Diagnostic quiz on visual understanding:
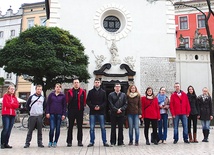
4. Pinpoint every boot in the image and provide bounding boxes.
[205,129,209,142]
[202,130,206,142]
[188,133,193,143]
[193,133,198,143]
